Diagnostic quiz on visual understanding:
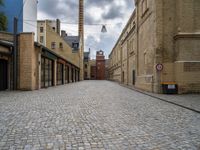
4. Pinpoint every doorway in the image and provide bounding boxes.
[132,70,135,85]
[0,59,8,91]
[122,71,124,83]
